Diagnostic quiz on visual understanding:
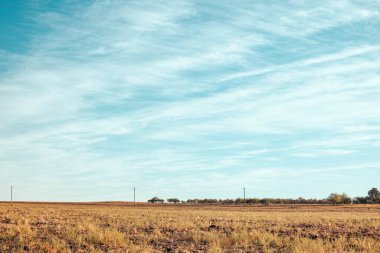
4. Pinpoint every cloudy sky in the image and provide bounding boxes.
[1,0,379,201]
